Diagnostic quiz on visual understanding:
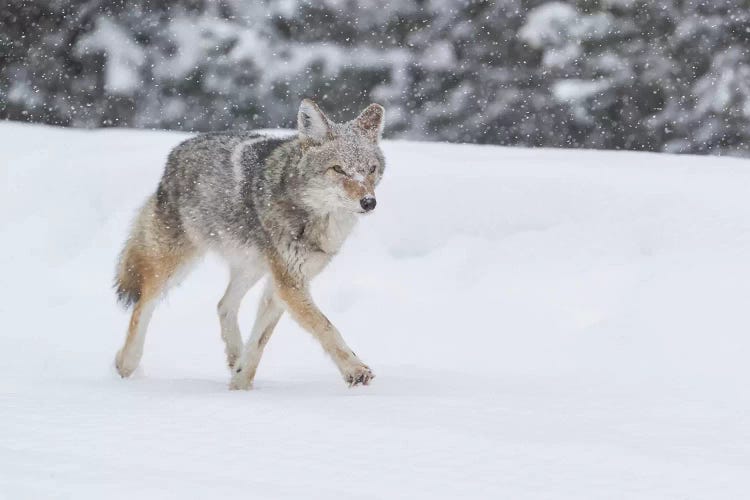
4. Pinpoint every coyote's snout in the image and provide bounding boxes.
[114,99,386,389]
